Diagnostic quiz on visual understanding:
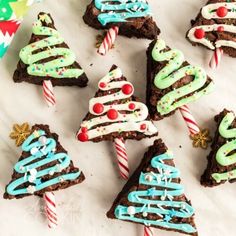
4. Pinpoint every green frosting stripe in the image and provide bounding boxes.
[212,112,236,183]
[151,39,214,115]
[19,13,84,79]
